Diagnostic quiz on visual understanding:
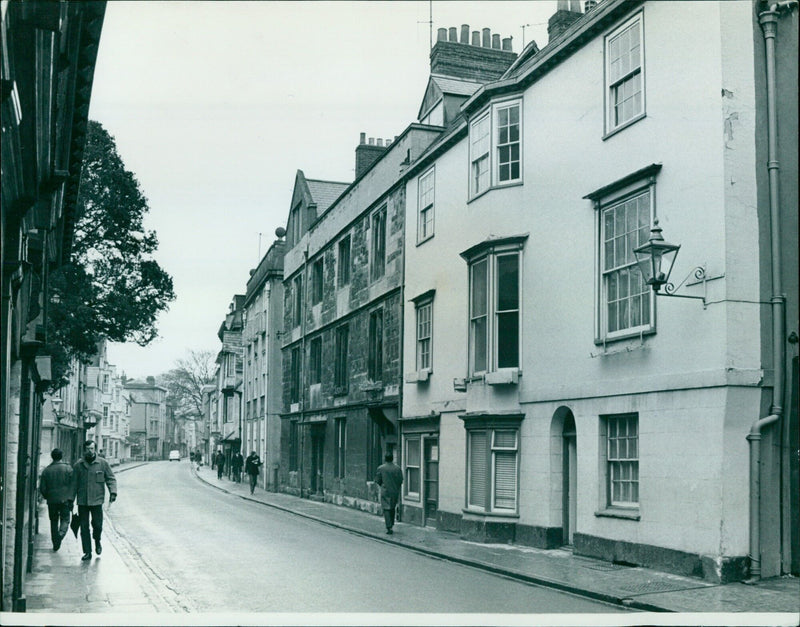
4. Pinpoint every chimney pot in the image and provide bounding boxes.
[471,30,480,46]
[460,24,469,43]
[448,27,457,42]
[570,0,581,11]
[385,138,392,146]
[437,27,447,41]
[492,34,500,49]
[502,37,512,51]
[482,28,491,47]
[377,138,383,147]
[369,137,375,145]
[359,132,366,145]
